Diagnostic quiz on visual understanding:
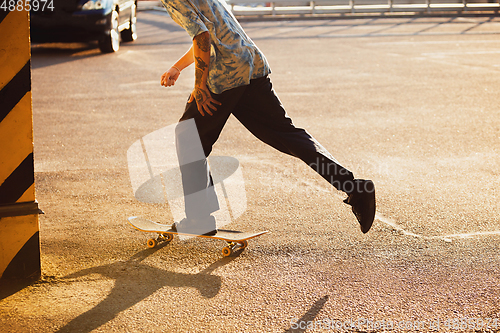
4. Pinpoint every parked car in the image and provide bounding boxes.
[30,0,138,53]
